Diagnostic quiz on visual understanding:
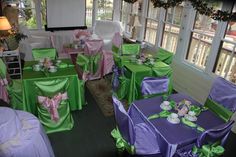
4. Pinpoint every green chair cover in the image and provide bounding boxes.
[35,78,74,134]
[204,98,233,122]
[32,48,57,61]
[121,44,140,56]
[156,48,174,65]
[0,58,23,109]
